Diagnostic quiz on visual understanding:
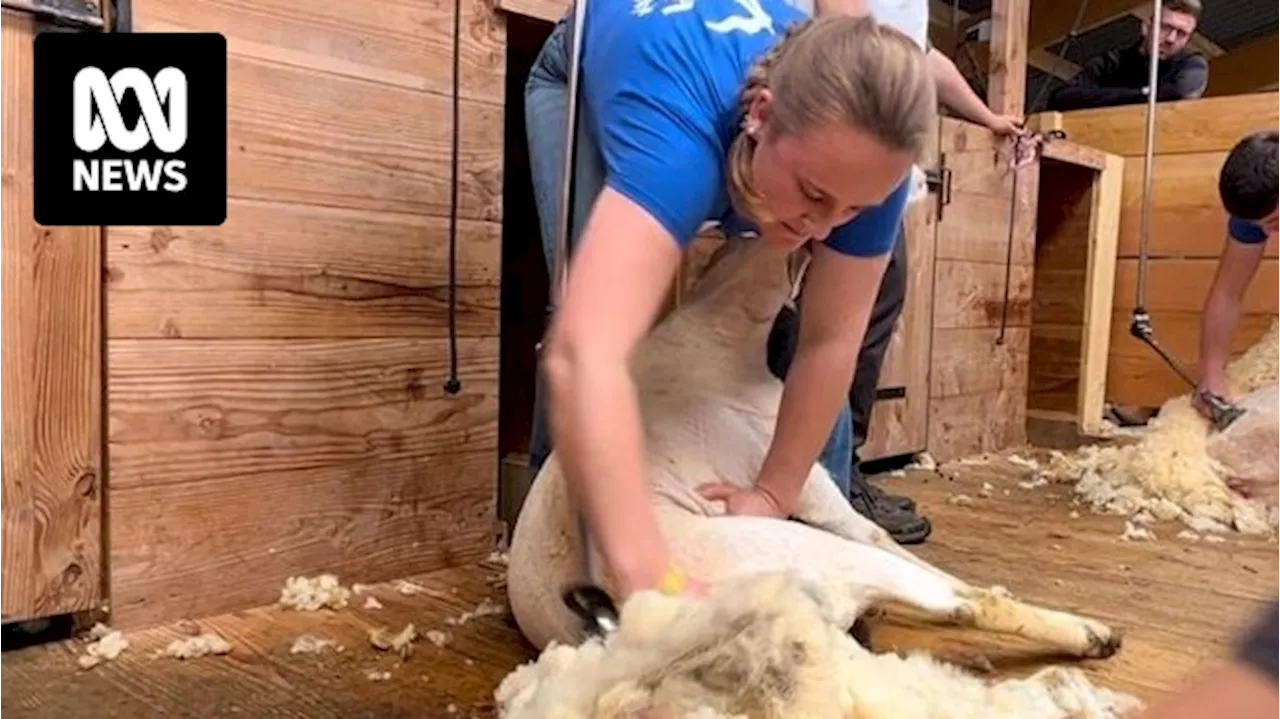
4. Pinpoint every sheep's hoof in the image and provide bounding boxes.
[1083,624,1123,659]
[850,618,873,650]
